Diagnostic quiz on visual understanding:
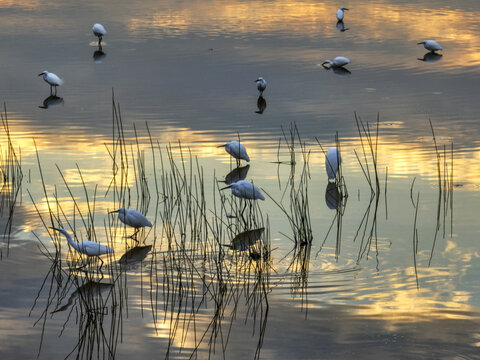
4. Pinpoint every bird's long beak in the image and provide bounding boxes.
[344,8,349,10]
[416,42,424,45]
[109,210,119,214]
[38,73,43,76]
[49,227,60,231]
[216,144,226,148]
[220,185,232,191]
